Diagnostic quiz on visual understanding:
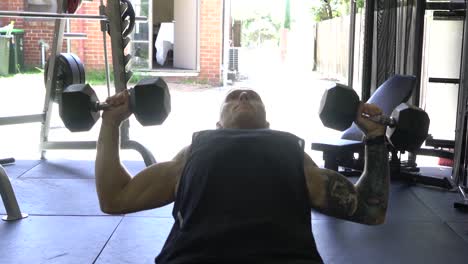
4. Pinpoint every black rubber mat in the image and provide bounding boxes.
[411,186,468,222]
[1,159,42,178]
[94,217,174,263]
[0,178,174,217]
[0,216,121,263]
[313,220,468,264]
[0,179,107,216]
[447,222,468,243]
[20,159,147,179]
